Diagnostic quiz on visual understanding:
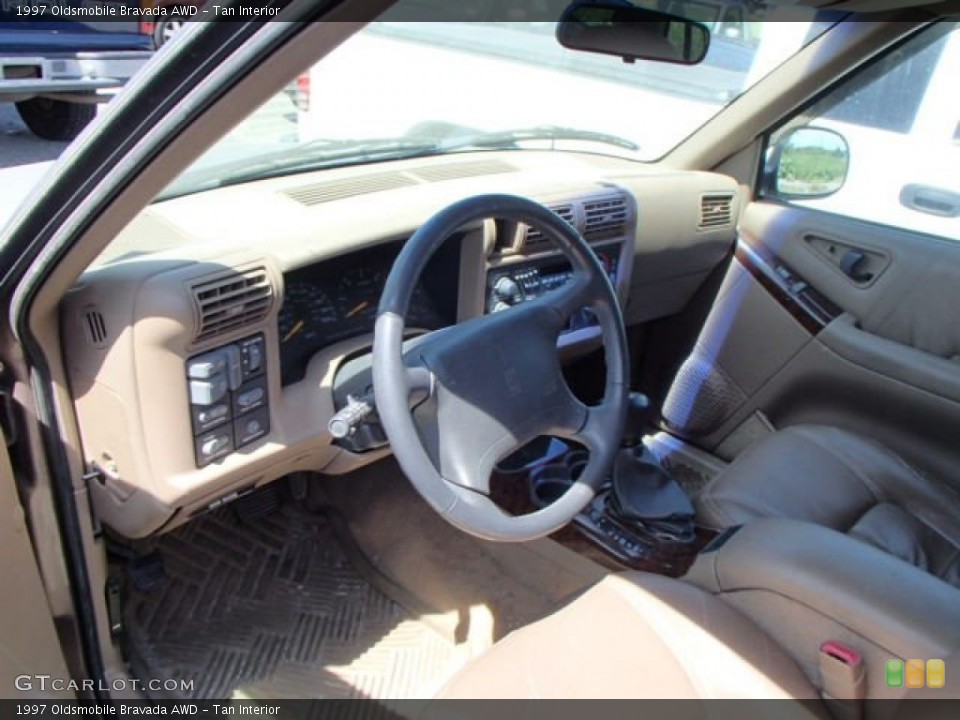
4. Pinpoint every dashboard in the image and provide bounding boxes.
[58,150,740,539]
